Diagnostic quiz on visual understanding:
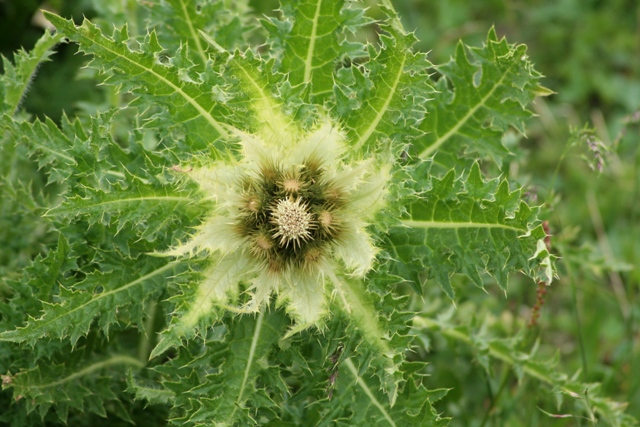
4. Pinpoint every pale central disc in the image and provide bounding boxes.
[271,198,314,247]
